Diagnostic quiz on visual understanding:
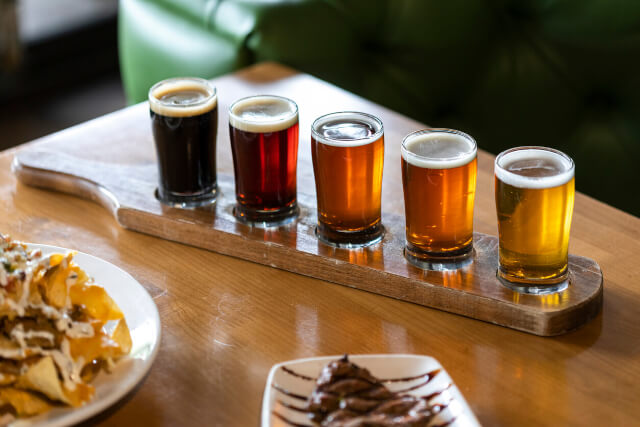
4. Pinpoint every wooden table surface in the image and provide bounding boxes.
[1,62,638,426]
